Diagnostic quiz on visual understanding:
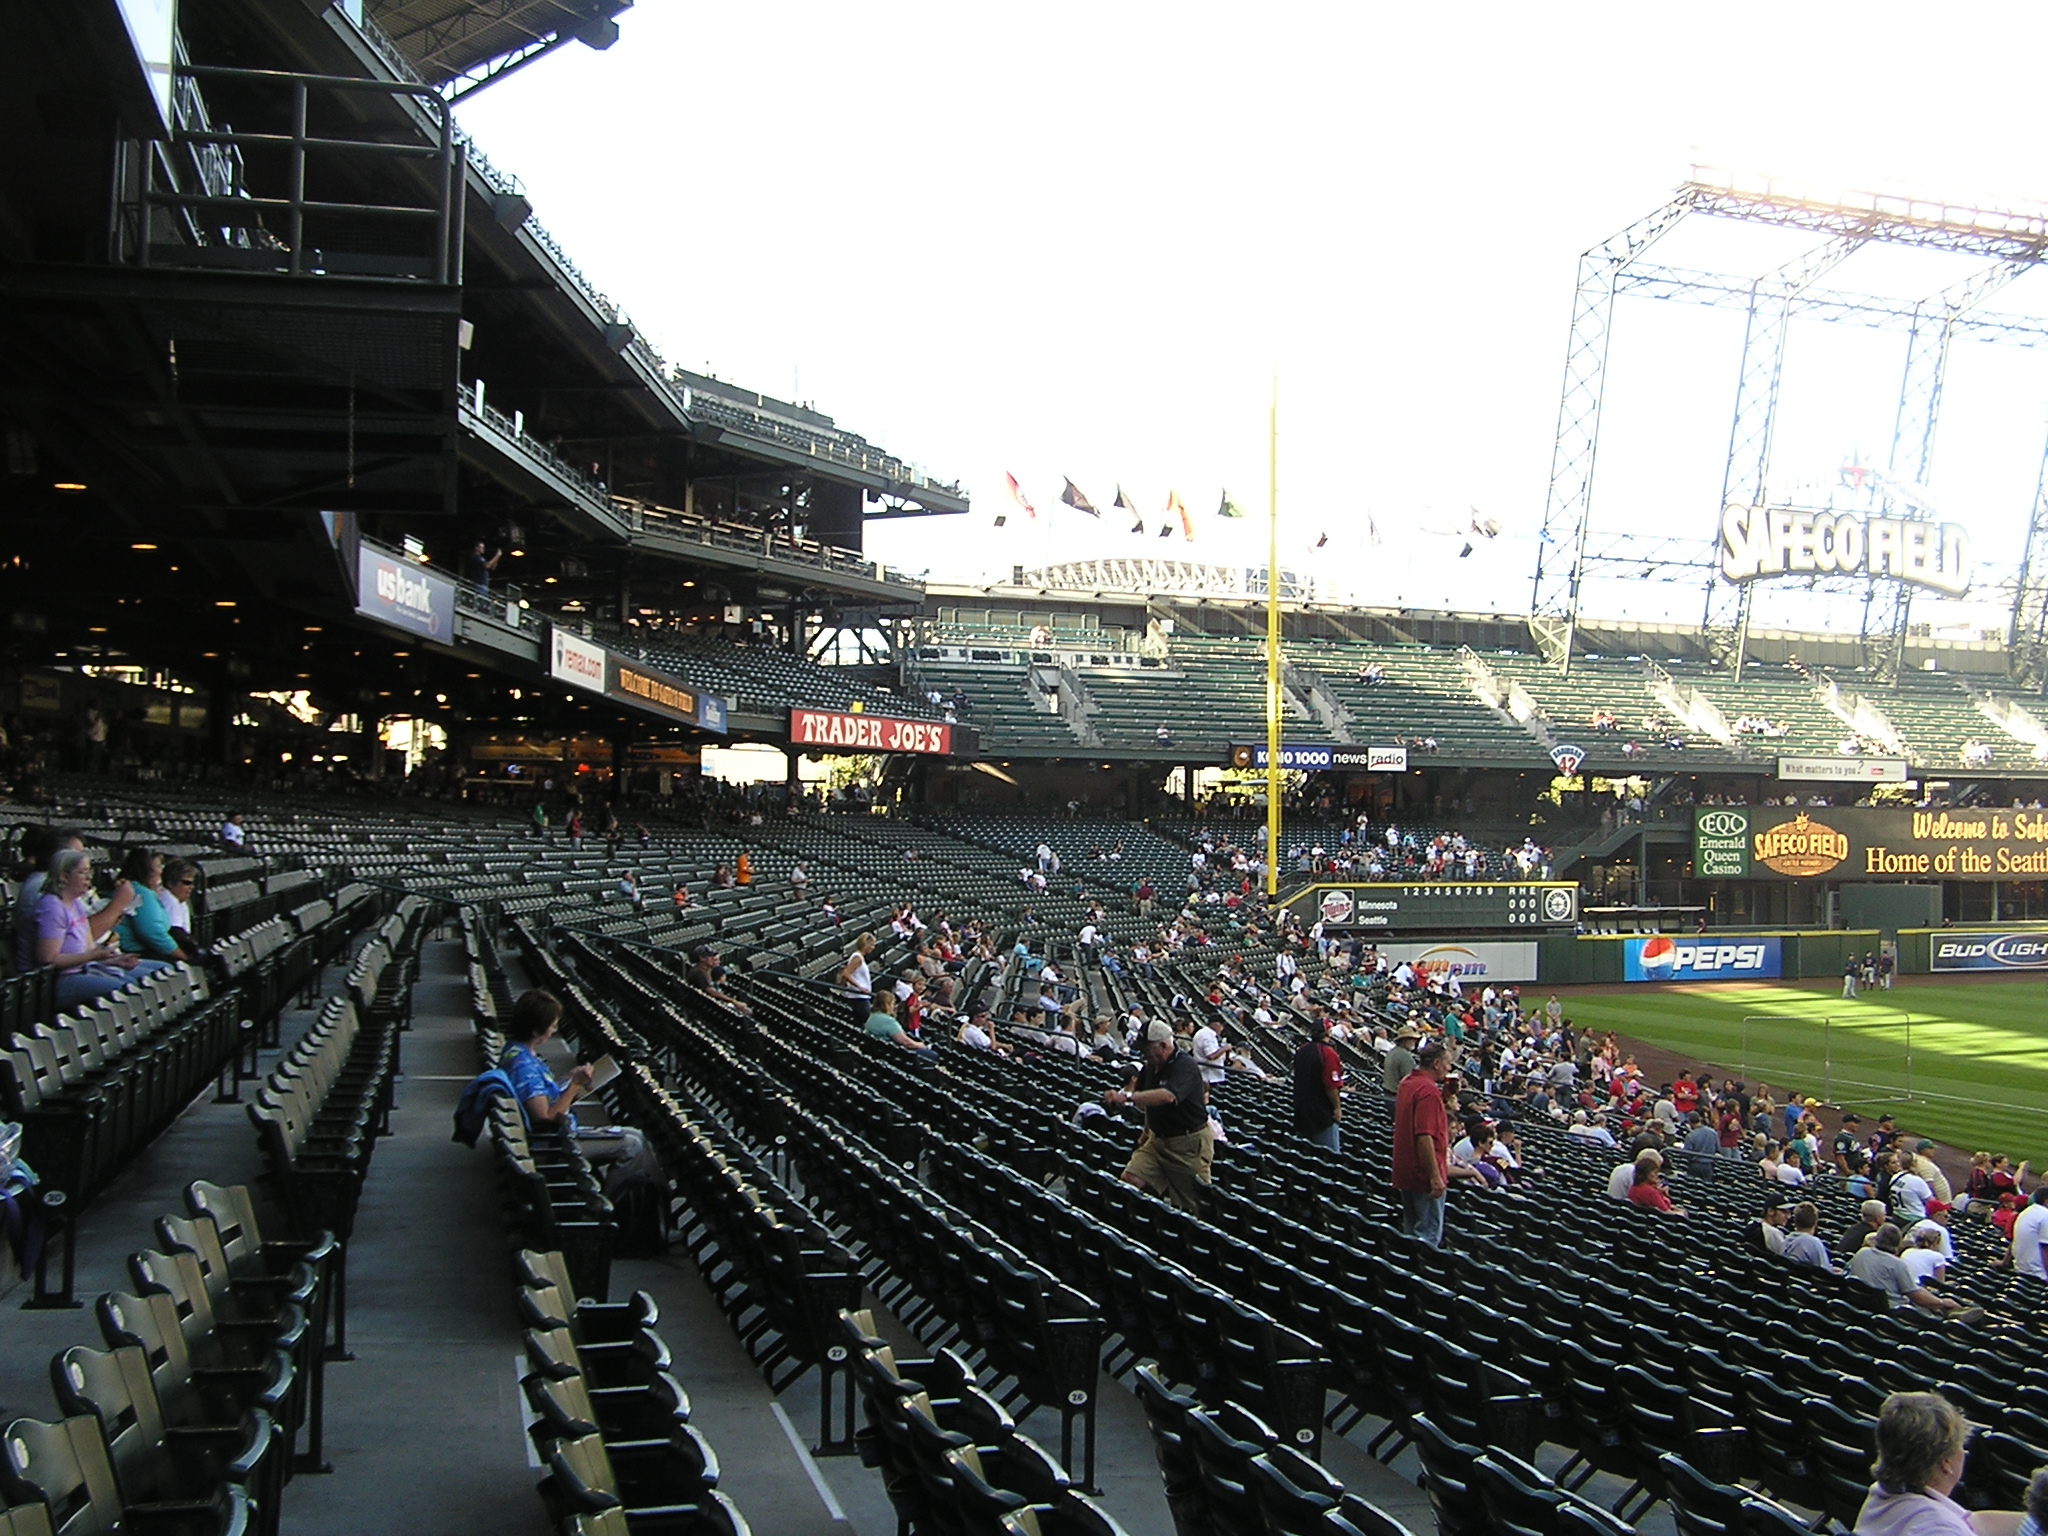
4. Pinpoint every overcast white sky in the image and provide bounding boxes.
[456,4,2048,630]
